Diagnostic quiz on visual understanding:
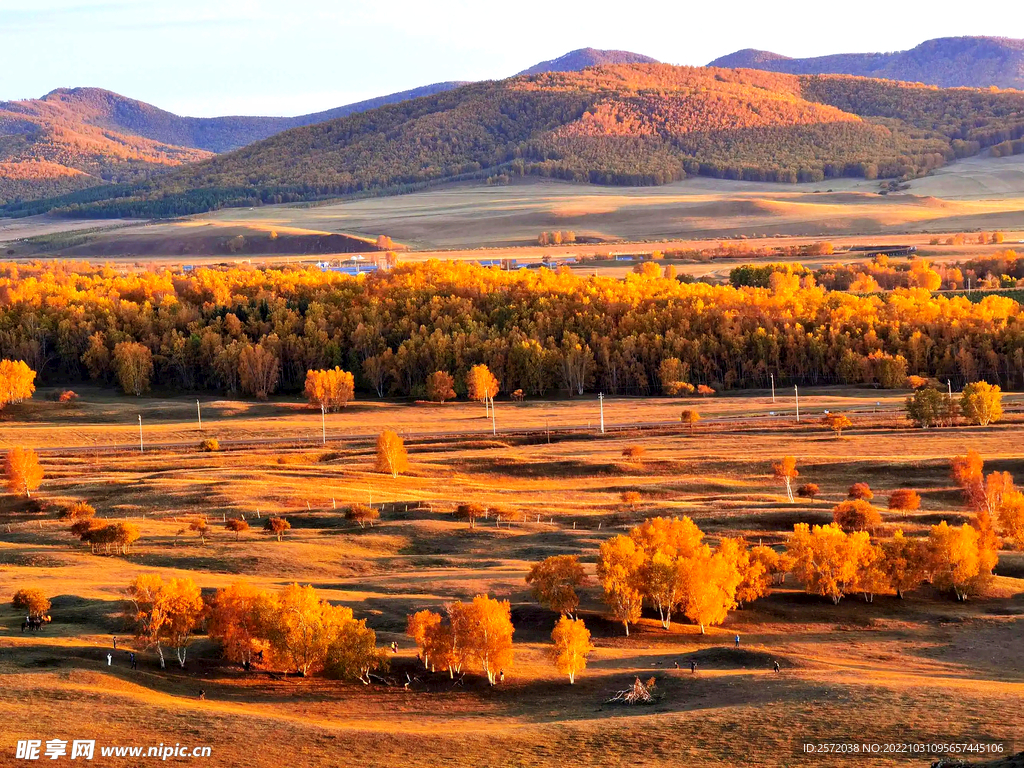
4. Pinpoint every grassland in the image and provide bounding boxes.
[4,154,1023,266]
[2,389,1024,767]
